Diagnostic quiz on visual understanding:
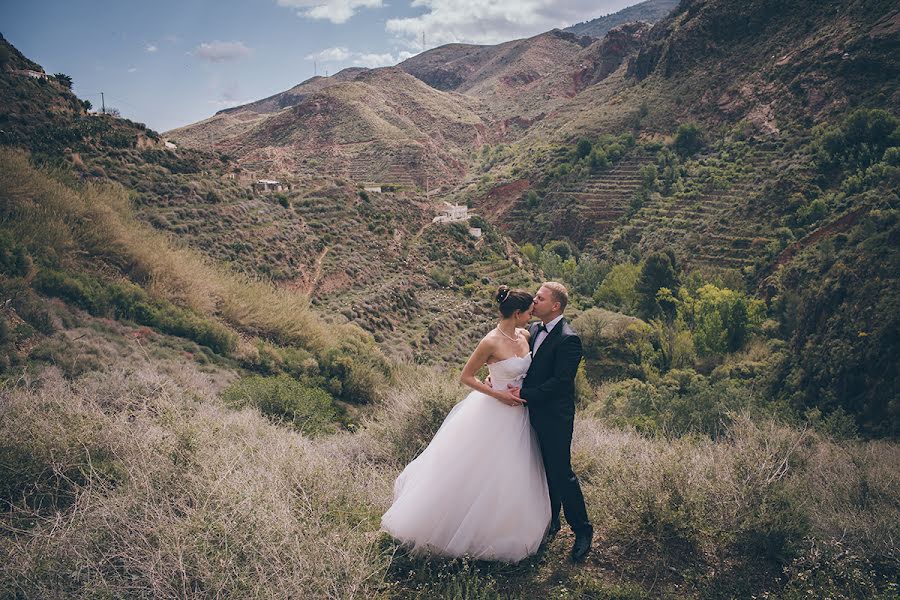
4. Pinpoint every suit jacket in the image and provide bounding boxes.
[522,317,583,425]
